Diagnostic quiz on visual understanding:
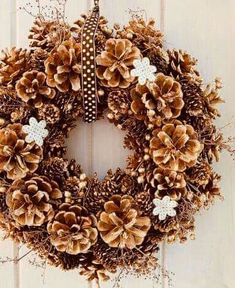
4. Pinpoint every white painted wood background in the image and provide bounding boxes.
[0,0,235,287]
